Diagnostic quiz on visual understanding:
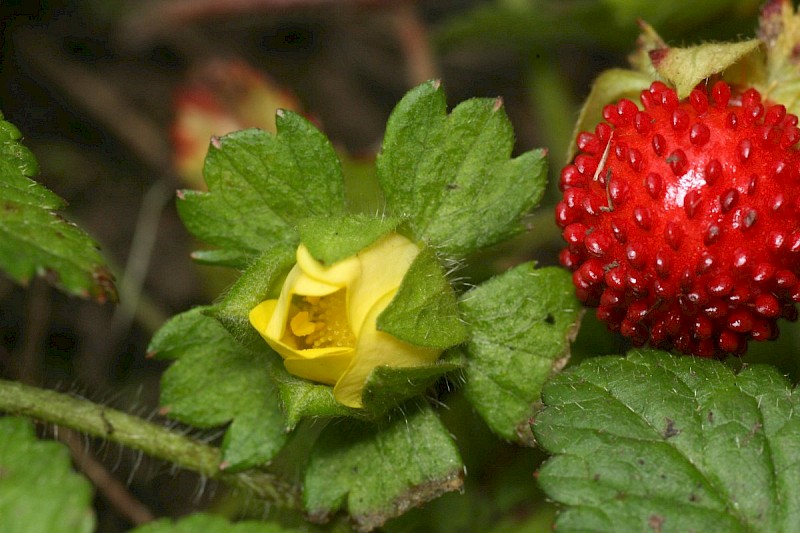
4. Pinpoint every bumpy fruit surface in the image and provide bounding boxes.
[557,80,800,356]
